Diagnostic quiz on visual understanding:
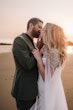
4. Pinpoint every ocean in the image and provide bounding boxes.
[0,45,73,54]
[0,45,12,53]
